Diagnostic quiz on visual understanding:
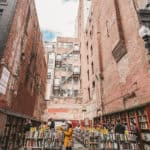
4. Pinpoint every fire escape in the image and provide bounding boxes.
[53,44,81,98]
